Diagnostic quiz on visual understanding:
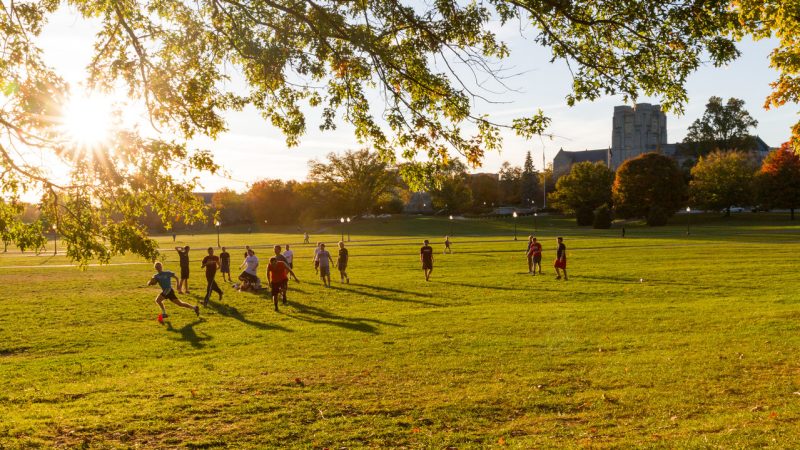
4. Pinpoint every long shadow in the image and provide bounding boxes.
[438,281,526,292]
[336,285,443,307]
[165,320,211,349]
[206,300,292,332]
[285,301,403,334]
[348,282,431,298]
